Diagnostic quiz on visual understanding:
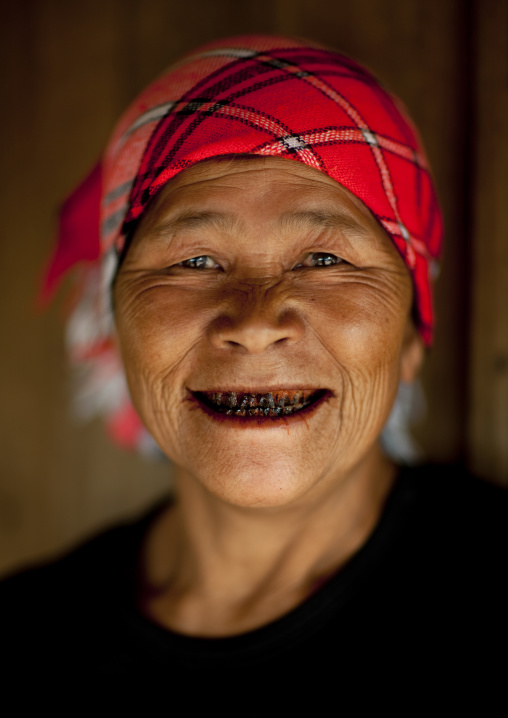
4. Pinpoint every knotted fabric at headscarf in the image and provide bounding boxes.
[42,35,443,450]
